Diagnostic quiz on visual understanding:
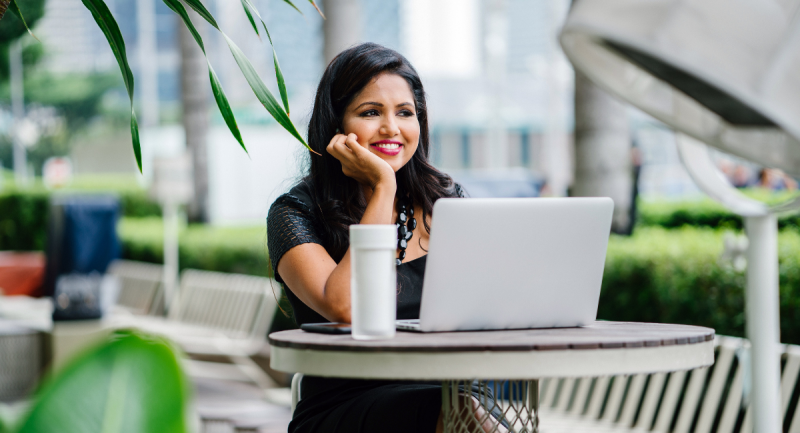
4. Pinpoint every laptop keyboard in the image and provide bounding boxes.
[395,319,420,331]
